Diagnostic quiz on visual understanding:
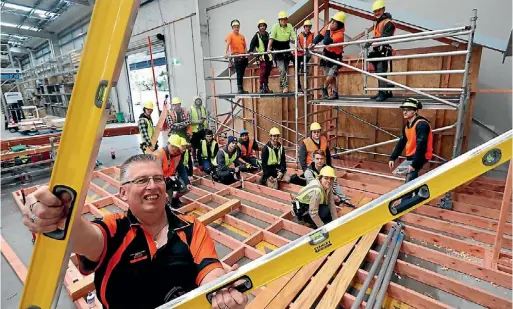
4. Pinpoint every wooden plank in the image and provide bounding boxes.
[197,199,241,225]
[0,235,27,281]
[149,107,168,151]
[264,257,328,309]
[376,233,512,289]
[289,239,359,309]
[245,269,300,309]
[68,274,95,301]
[316,227,381,309]
[492,162,513,266]
[367,249,512,309]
